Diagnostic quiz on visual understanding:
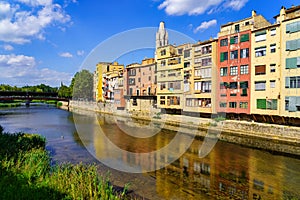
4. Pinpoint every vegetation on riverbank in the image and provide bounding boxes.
[0,102,22,107]
[0,125,129,200]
